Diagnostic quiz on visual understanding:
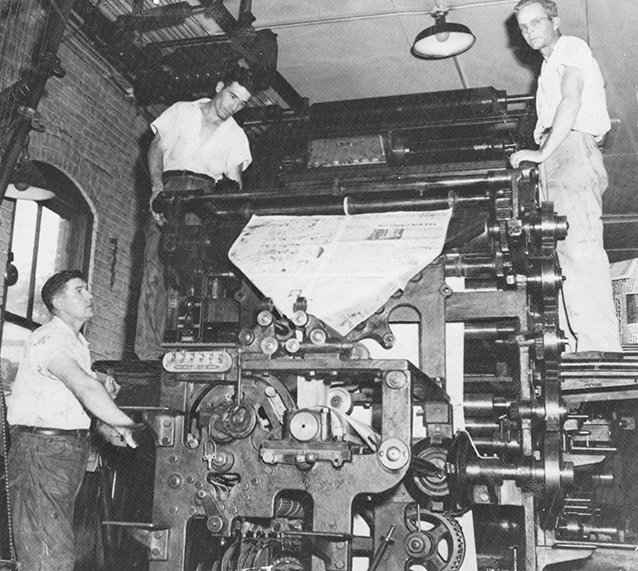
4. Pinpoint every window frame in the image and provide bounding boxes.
[3,162,93,331]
